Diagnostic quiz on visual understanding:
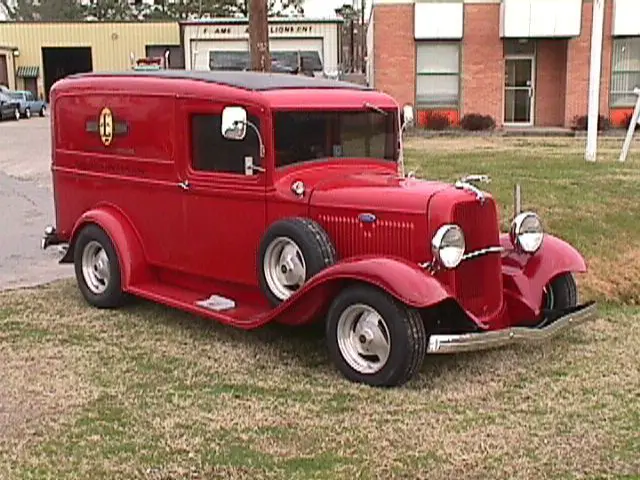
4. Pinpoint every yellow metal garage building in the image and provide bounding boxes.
[0,21,181,100]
